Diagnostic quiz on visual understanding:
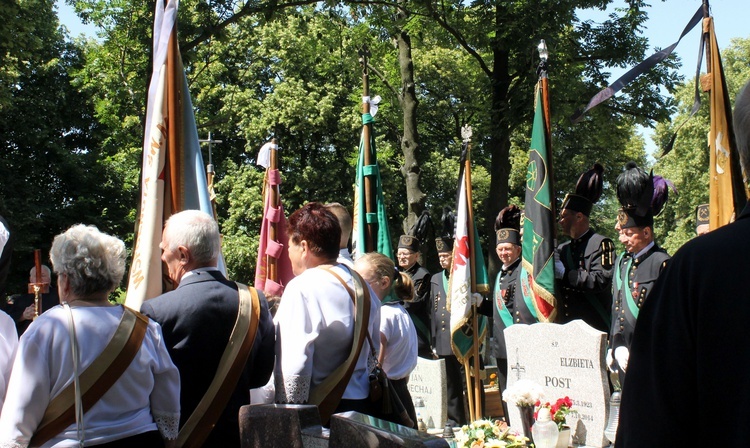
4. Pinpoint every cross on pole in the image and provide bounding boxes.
[199,132,223,175]
[199,132,223,219]
[510,348,526,380]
